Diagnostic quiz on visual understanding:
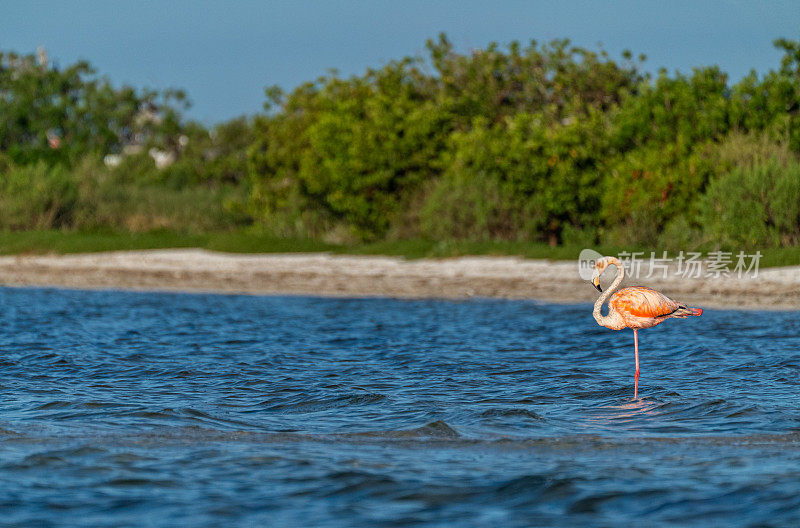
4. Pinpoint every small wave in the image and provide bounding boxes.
[568,489,666,514]
[263,393,386,413]
[3,448,106,470]
[34,400,73,410]
[33,400,121,411]
[101,478,178,488]
[351,420,460,440]
[317,470,398,498]
[479,408,545,420]
[493,474,578,502]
